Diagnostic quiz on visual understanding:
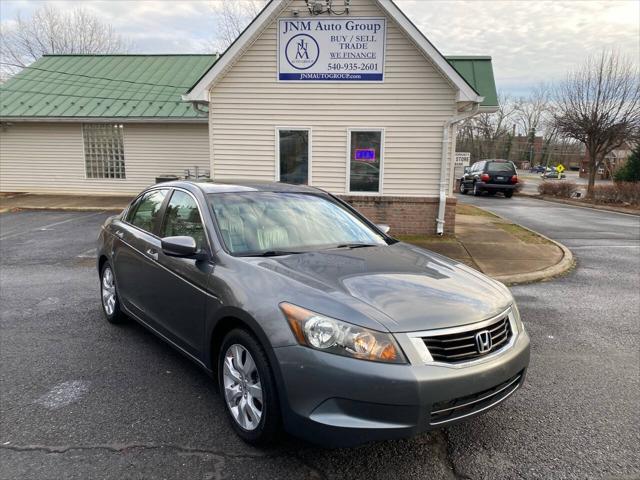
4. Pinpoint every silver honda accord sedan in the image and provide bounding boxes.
[97,180,530,447]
